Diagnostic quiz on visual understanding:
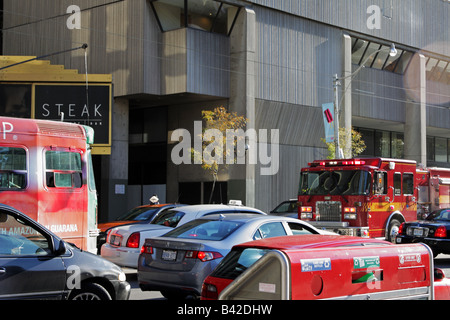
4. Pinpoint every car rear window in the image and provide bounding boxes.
[151,209,185,227]
[163,219,243,241]
[210,248,270,280]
